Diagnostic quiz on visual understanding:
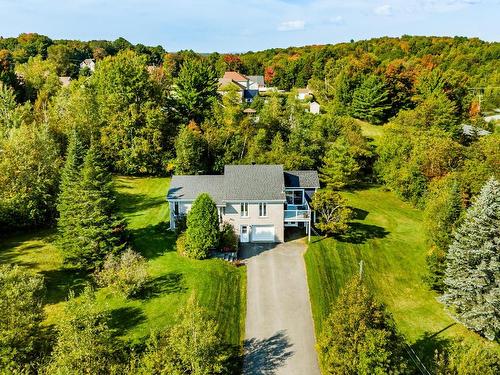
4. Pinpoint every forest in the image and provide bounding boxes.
[0,32,499,374]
